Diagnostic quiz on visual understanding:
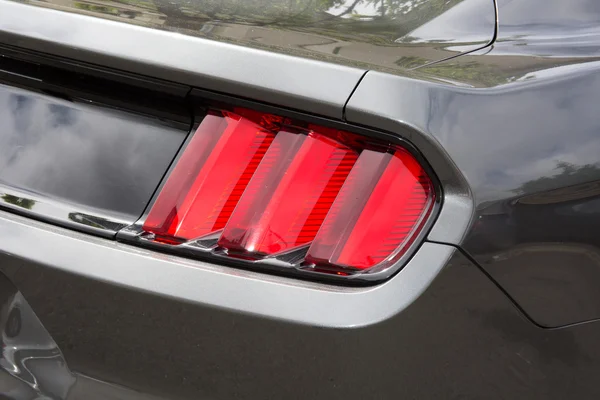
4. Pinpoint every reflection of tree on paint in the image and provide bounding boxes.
[414,60,514,86]
[1,194,35,210]
[65,0,464,43]
[149,0,463,29]
[515,162,600,195]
